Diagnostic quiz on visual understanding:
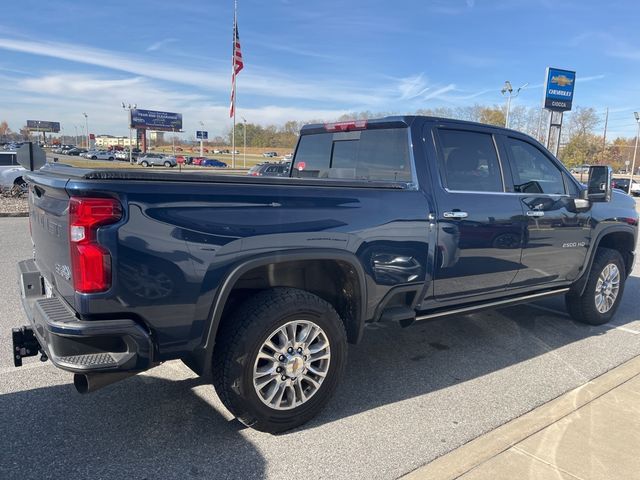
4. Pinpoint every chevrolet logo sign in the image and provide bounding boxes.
[550,75,573,87]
